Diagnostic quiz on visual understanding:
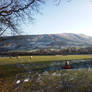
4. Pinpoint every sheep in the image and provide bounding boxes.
[16,56,21,59]
[30,56,32,59]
